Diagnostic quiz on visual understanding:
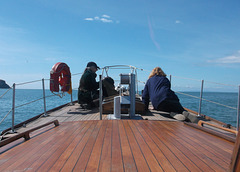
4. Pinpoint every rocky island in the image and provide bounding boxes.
[0,79,10,88]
